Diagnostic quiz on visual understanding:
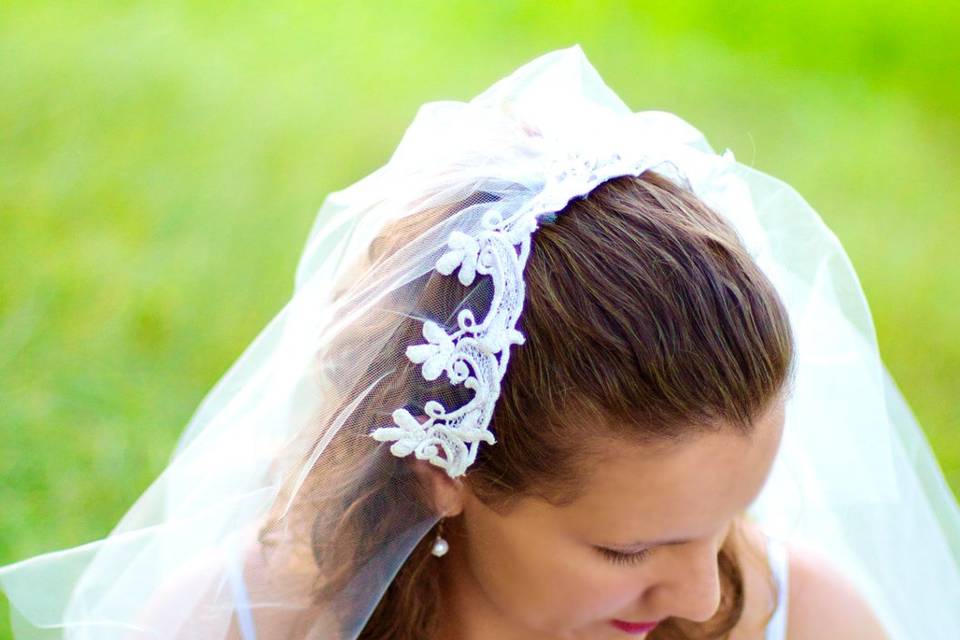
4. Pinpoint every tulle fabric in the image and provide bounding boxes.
[2,44,958,639]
